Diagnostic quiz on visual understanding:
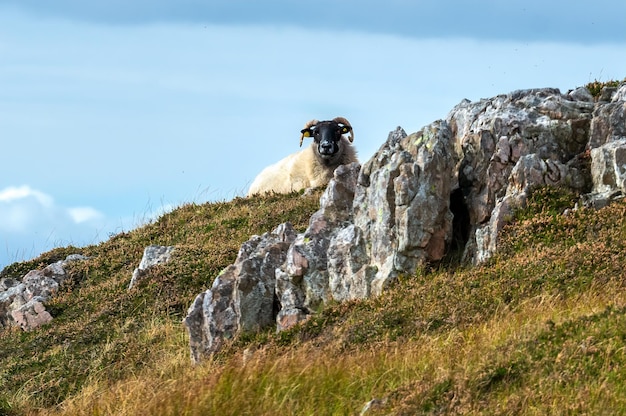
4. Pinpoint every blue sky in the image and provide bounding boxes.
[0,1,624,268]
